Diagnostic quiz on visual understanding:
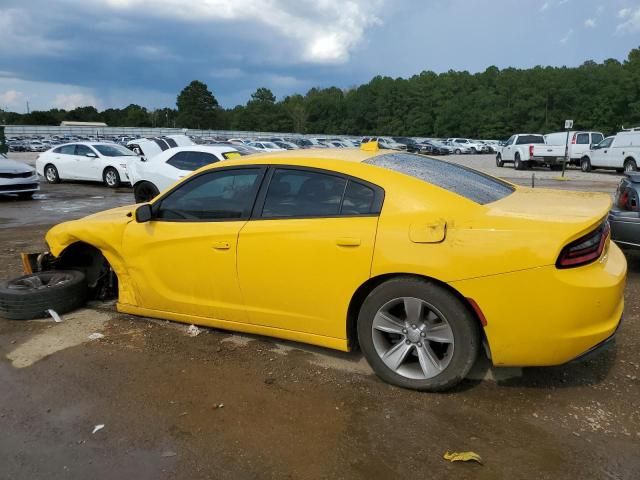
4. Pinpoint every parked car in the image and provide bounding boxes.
[0,153,39,199]
[129,145,242,203]
[418,141,450,156]
[11,149,626,392]
[361,137,406,150]
[580,128,640,173]
[544,131,604,166]
[127,135,195,161]
[273,141,299,150]
[496,134,548,170]
[36,142,137,187]
[443,141,471,154]
[247,141,285,152]
[609,172,640,248]
[27,141,47,152]
[447,138,486,154]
